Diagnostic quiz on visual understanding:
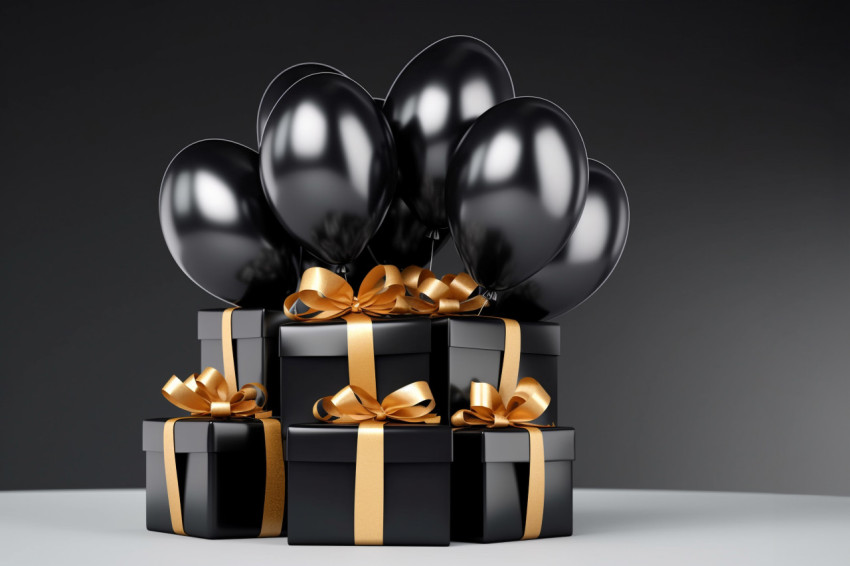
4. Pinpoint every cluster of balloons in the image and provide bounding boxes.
[159,36,629,320]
